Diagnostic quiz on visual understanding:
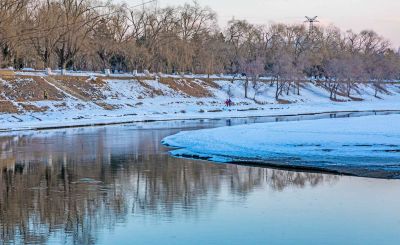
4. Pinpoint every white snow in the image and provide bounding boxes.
[162,114,400,178]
